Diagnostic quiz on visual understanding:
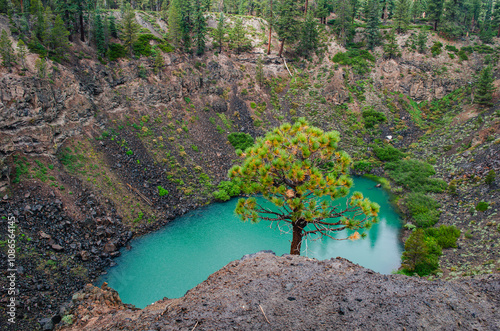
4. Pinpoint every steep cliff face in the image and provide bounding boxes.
[58,252,500,330]
[1,14,499,330]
